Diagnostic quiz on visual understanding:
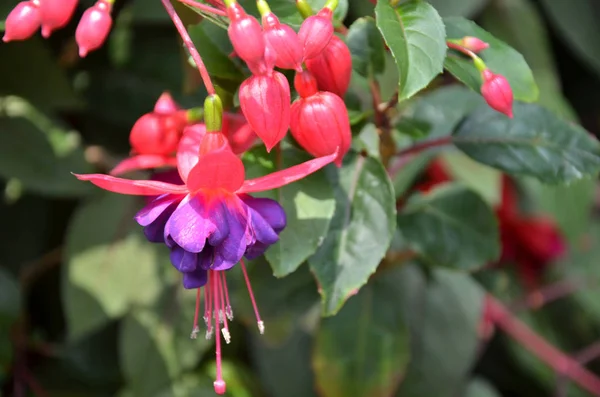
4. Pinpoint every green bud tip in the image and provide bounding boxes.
[473,55,487,73]
[204,94,223,133]
[296,0,314,18]
[324,0,338,11]
[186,107,204,123]
[257,0,271,16]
